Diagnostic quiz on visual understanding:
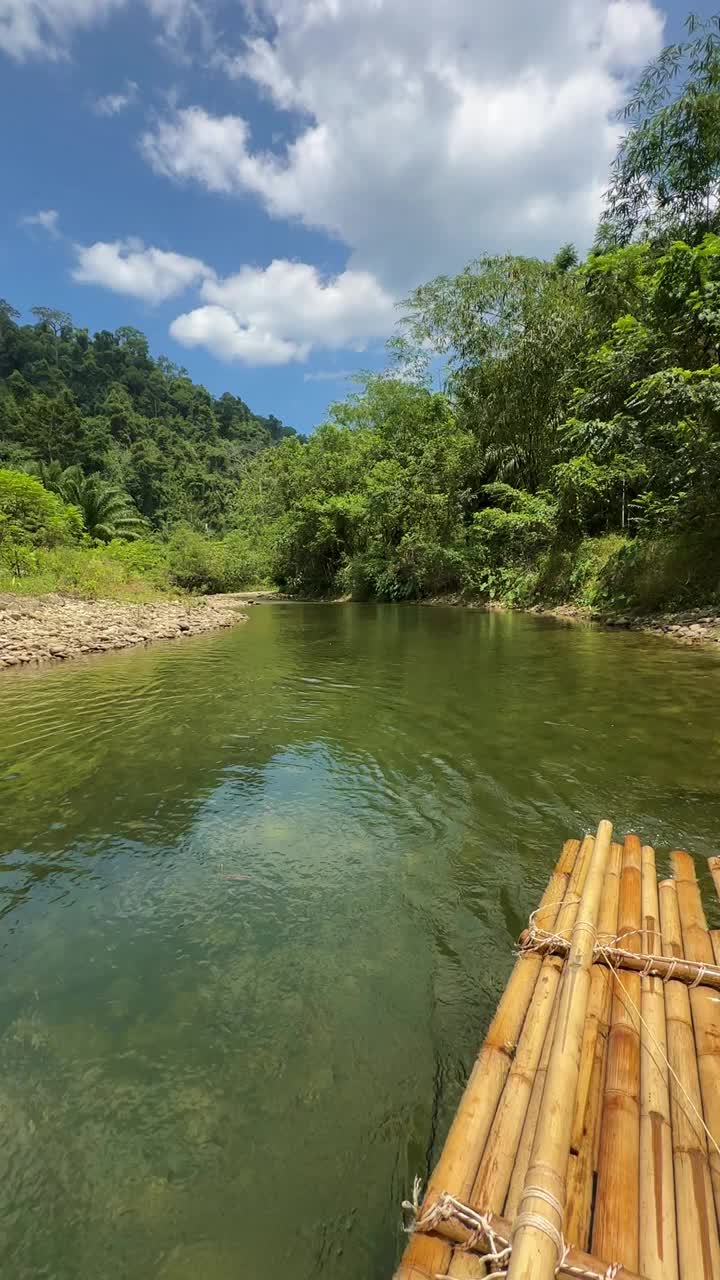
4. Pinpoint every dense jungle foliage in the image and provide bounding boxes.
[2,15,720,609]
[227,16,720,610]
[0,299,295,592]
